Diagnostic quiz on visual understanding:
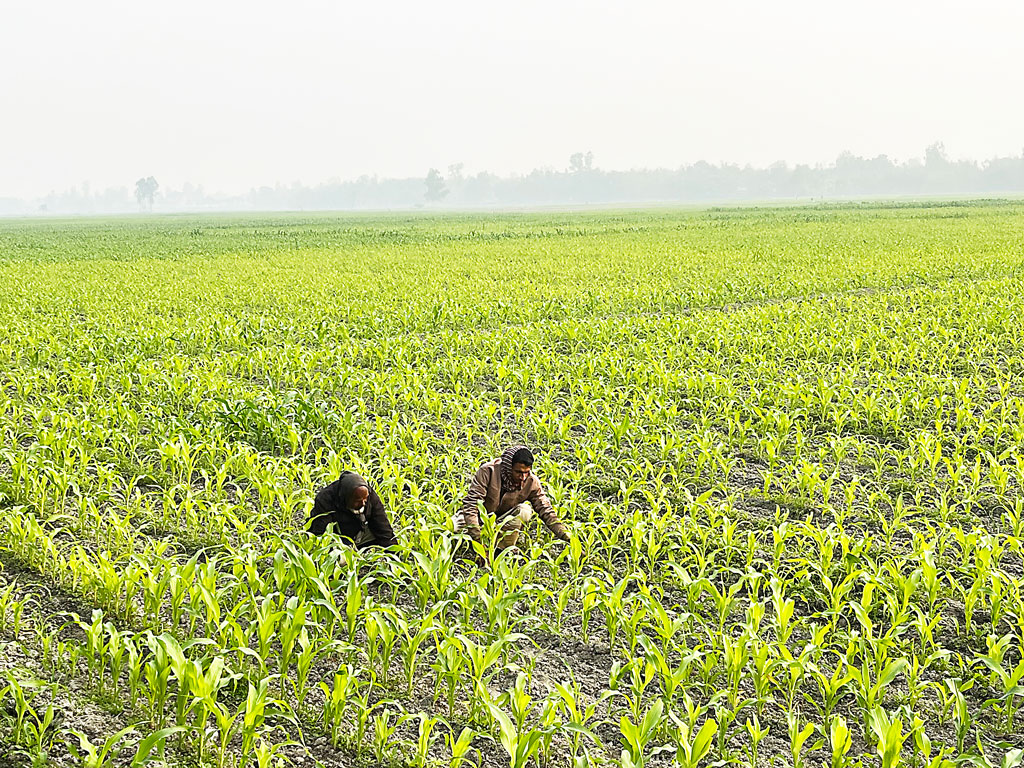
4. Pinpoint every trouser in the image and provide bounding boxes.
[495,502,533,549]
[352,527,377,548]
[453,502,533,551]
